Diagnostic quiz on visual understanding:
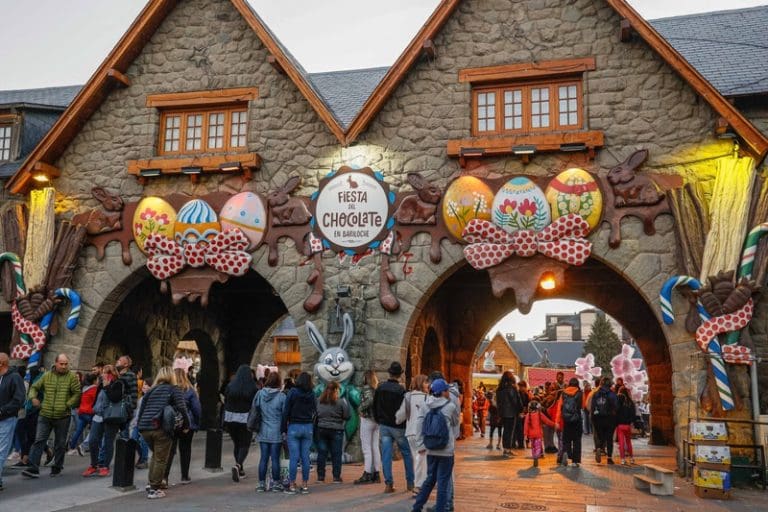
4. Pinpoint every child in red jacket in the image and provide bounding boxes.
[523,400,555,467]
